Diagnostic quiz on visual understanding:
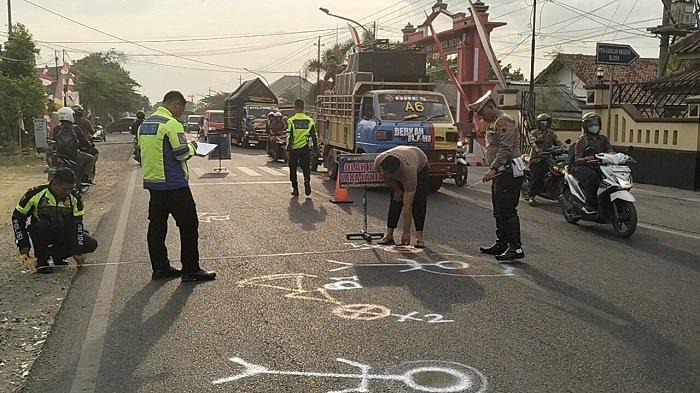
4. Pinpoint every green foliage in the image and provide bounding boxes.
[426,57,458,81]
[194,92,229,114]
[0,24,45,147]
[73,50,147,121]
